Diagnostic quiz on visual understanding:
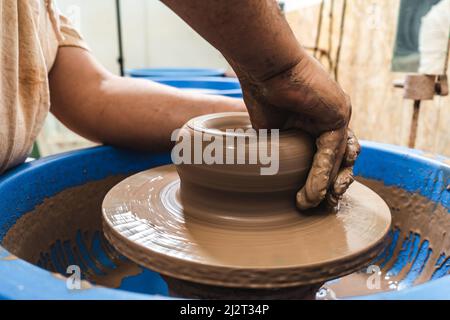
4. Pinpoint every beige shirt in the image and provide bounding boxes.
[0,0,88,173]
